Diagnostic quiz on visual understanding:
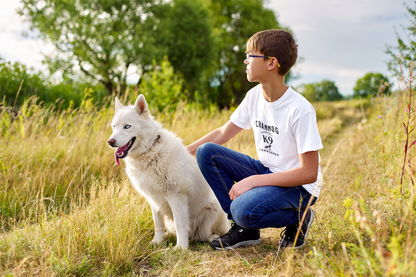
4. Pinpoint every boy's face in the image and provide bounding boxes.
[244,51,271,83]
